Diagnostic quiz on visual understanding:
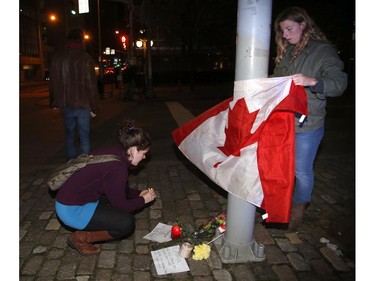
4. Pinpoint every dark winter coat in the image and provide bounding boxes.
[49,42,99,114]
